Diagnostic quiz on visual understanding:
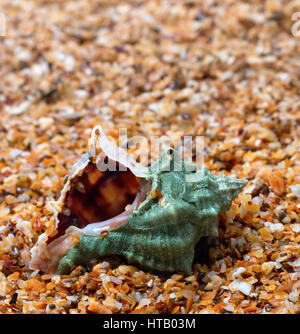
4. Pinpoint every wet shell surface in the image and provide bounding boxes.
[30,125,247,275]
